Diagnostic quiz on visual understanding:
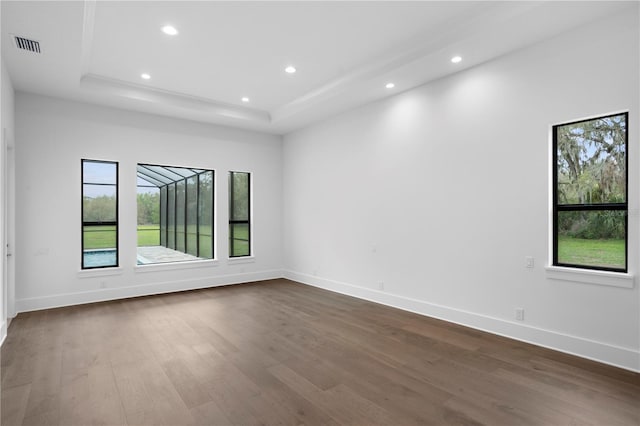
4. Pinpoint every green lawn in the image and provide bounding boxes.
[137,225,160,246]
[558,235,625,269]
[85,224,248,258]
[83,225,160,249]
[230,223,250,257]
[83,225,116,250]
